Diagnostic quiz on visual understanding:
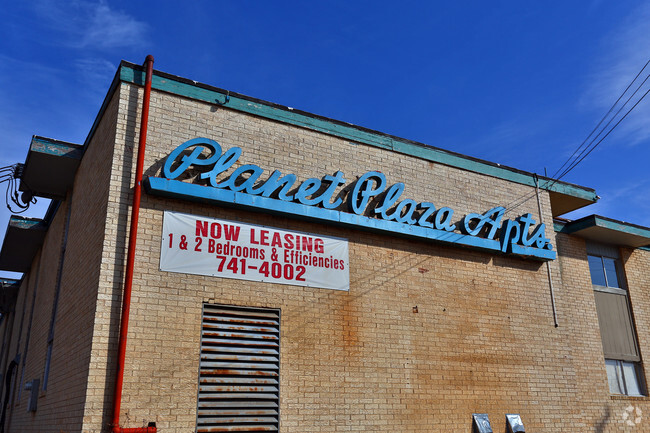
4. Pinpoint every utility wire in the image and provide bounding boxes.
[548,58,650,182]
[556,85,650,181]
[500,58,650,217]
[1,164,36,214]
[553,75,650,182]
[500,78,648,218]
